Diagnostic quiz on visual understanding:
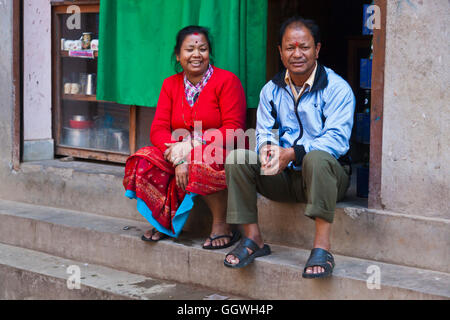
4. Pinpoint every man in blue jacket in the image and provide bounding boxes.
[223,16,355,278]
